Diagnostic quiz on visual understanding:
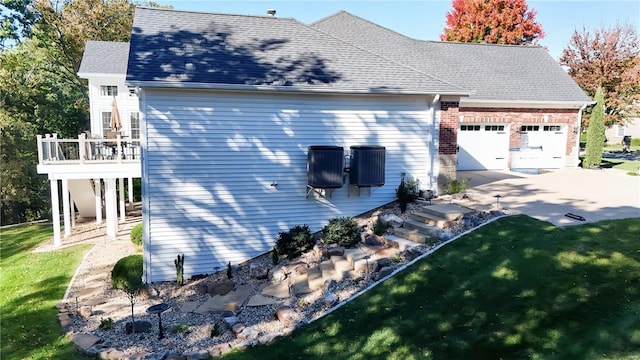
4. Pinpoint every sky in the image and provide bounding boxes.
[150,0,640,61]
